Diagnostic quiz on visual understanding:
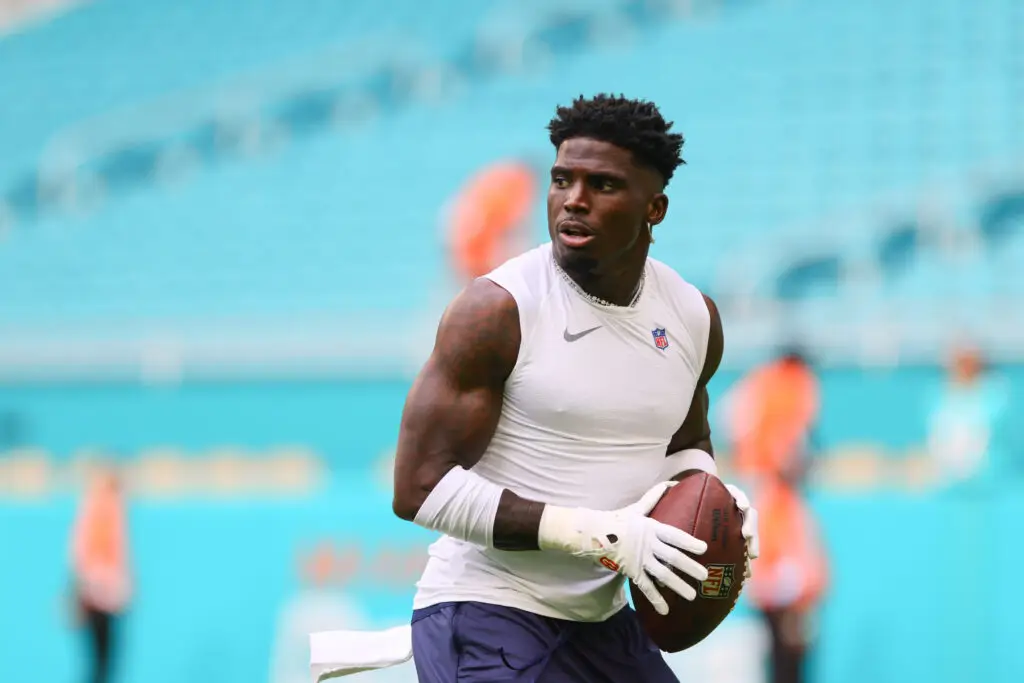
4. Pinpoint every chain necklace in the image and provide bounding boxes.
[553,257,646,308]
